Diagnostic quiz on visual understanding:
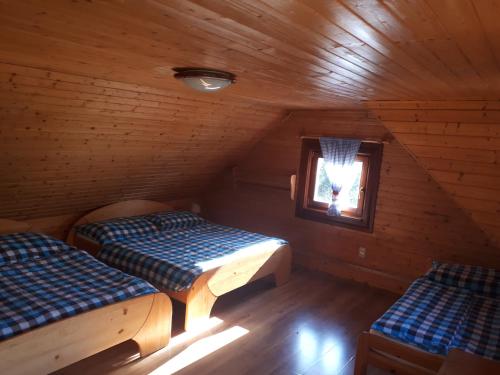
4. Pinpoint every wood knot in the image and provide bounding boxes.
[123,308,128,315]
[118,329,124,334]
[54,354,60,360]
